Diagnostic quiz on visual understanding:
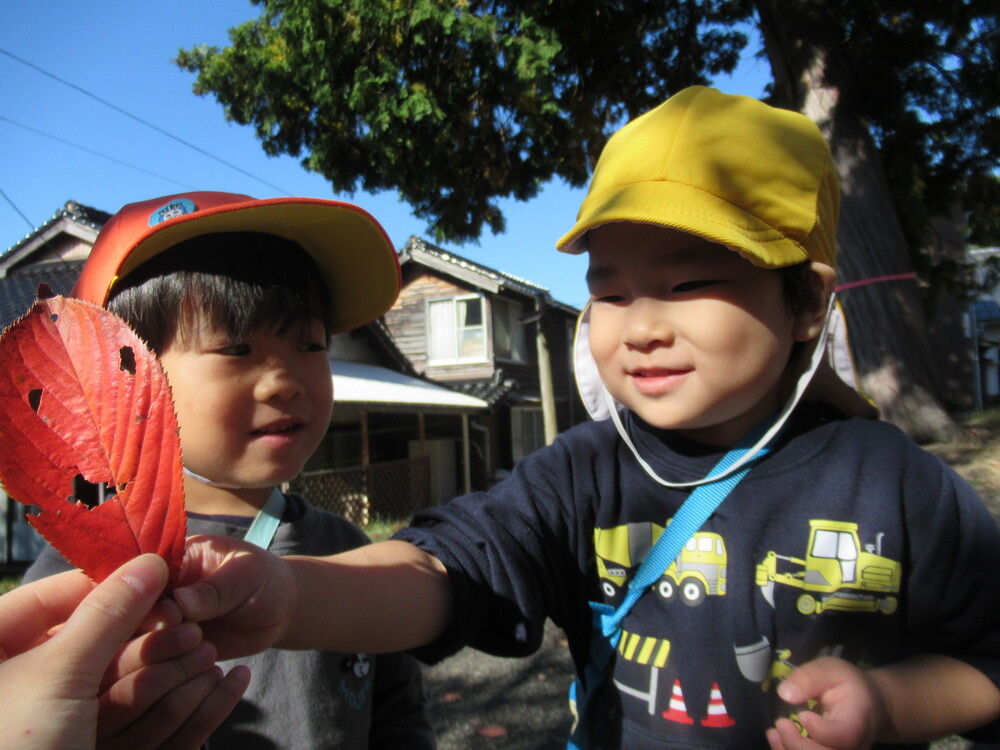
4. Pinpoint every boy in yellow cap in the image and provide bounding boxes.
[24,192,433,749]
[167,91,1000,748]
